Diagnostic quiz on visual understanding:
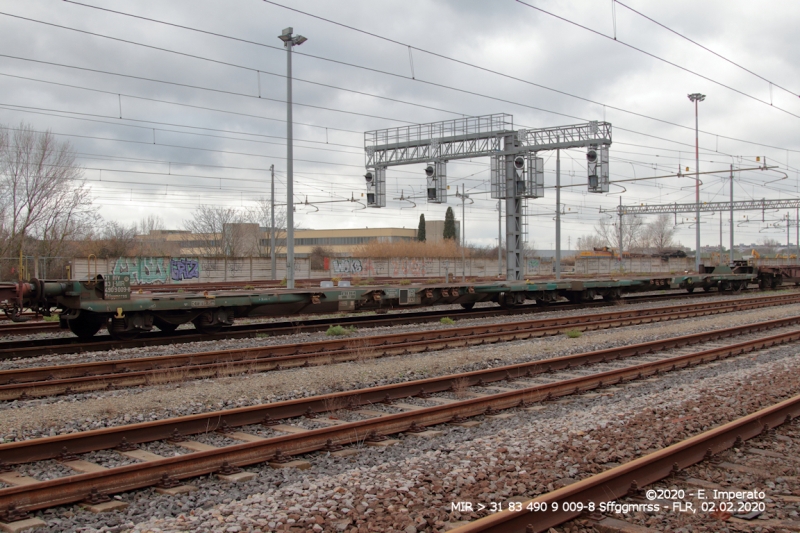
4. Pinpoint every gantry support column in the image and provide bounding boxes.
[504,133,523,281]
